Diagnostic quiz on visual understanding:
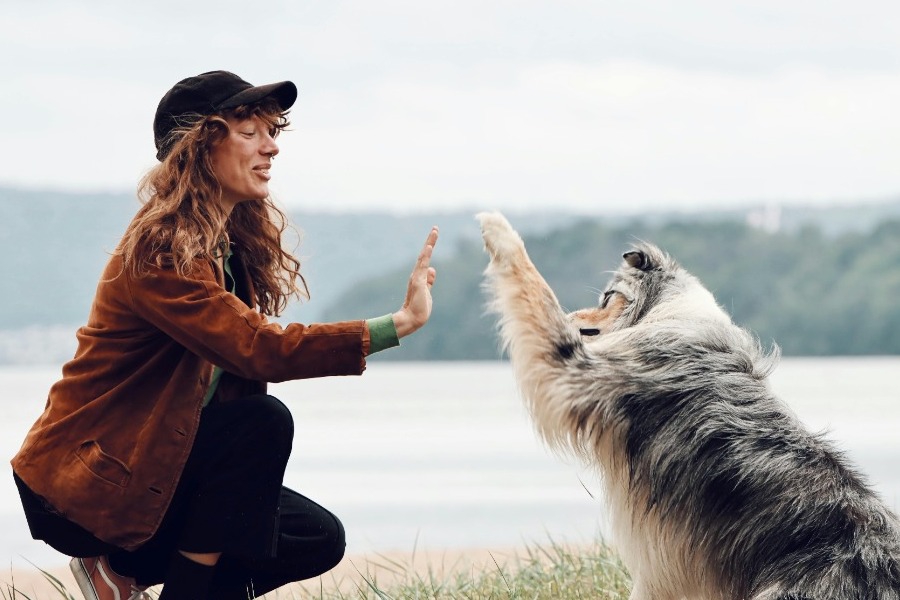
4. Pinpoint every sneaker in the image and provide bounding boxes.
[70,556,151,600]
